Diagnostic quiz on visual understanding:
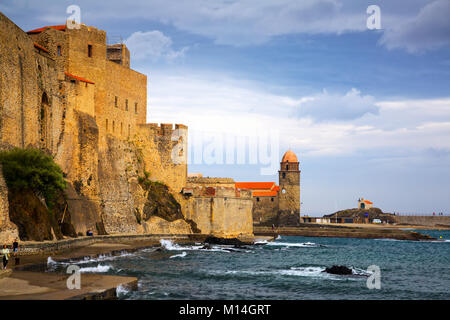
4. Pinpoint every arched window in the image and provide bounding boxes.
[40,92,50,149]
